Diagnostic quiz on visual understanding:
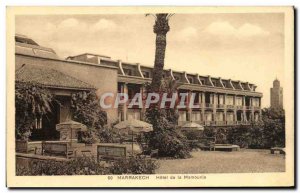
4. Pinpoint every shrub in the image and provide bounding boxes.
[148,129,190,158]
[16,157,109,176]
[16,156,159,176]
[203,127,229,144]
[183,130,203,140]
[145,107,191,159]
[78,130,98,144]
[110,156,158,174]
[202,107,285,149]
